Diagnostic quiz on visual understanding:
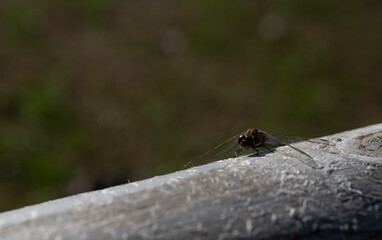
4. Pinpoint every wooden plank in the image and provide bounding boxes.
[0,124,381,239]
